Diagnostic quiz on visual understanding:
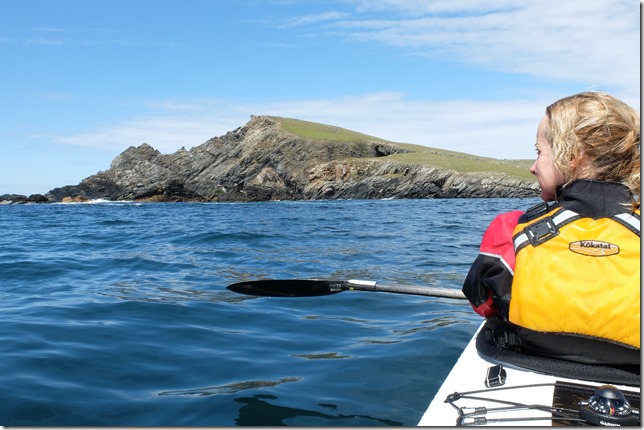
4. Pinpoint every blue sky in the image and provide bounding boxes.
[1,0,640,196]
